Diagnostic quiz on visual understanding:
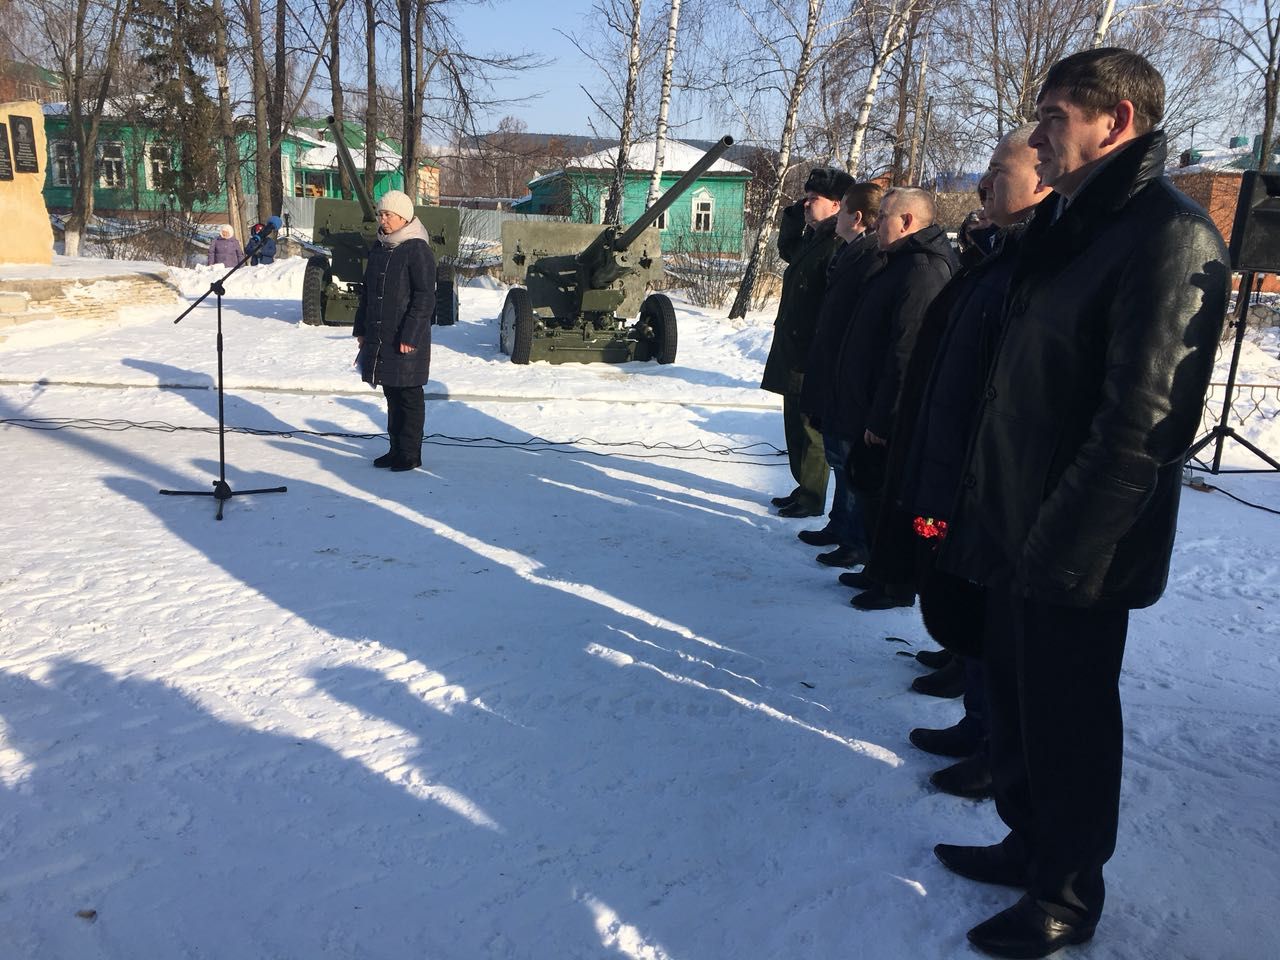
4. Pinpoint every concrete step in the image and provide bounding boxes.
[0,291,29,313]
[0,310,56,329]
